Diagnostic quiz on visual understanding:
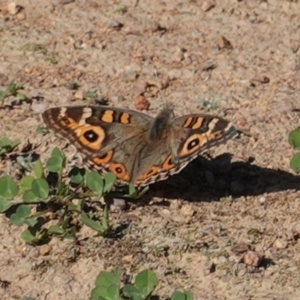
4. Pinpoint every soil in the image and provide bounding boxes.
[1,0,300,299]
